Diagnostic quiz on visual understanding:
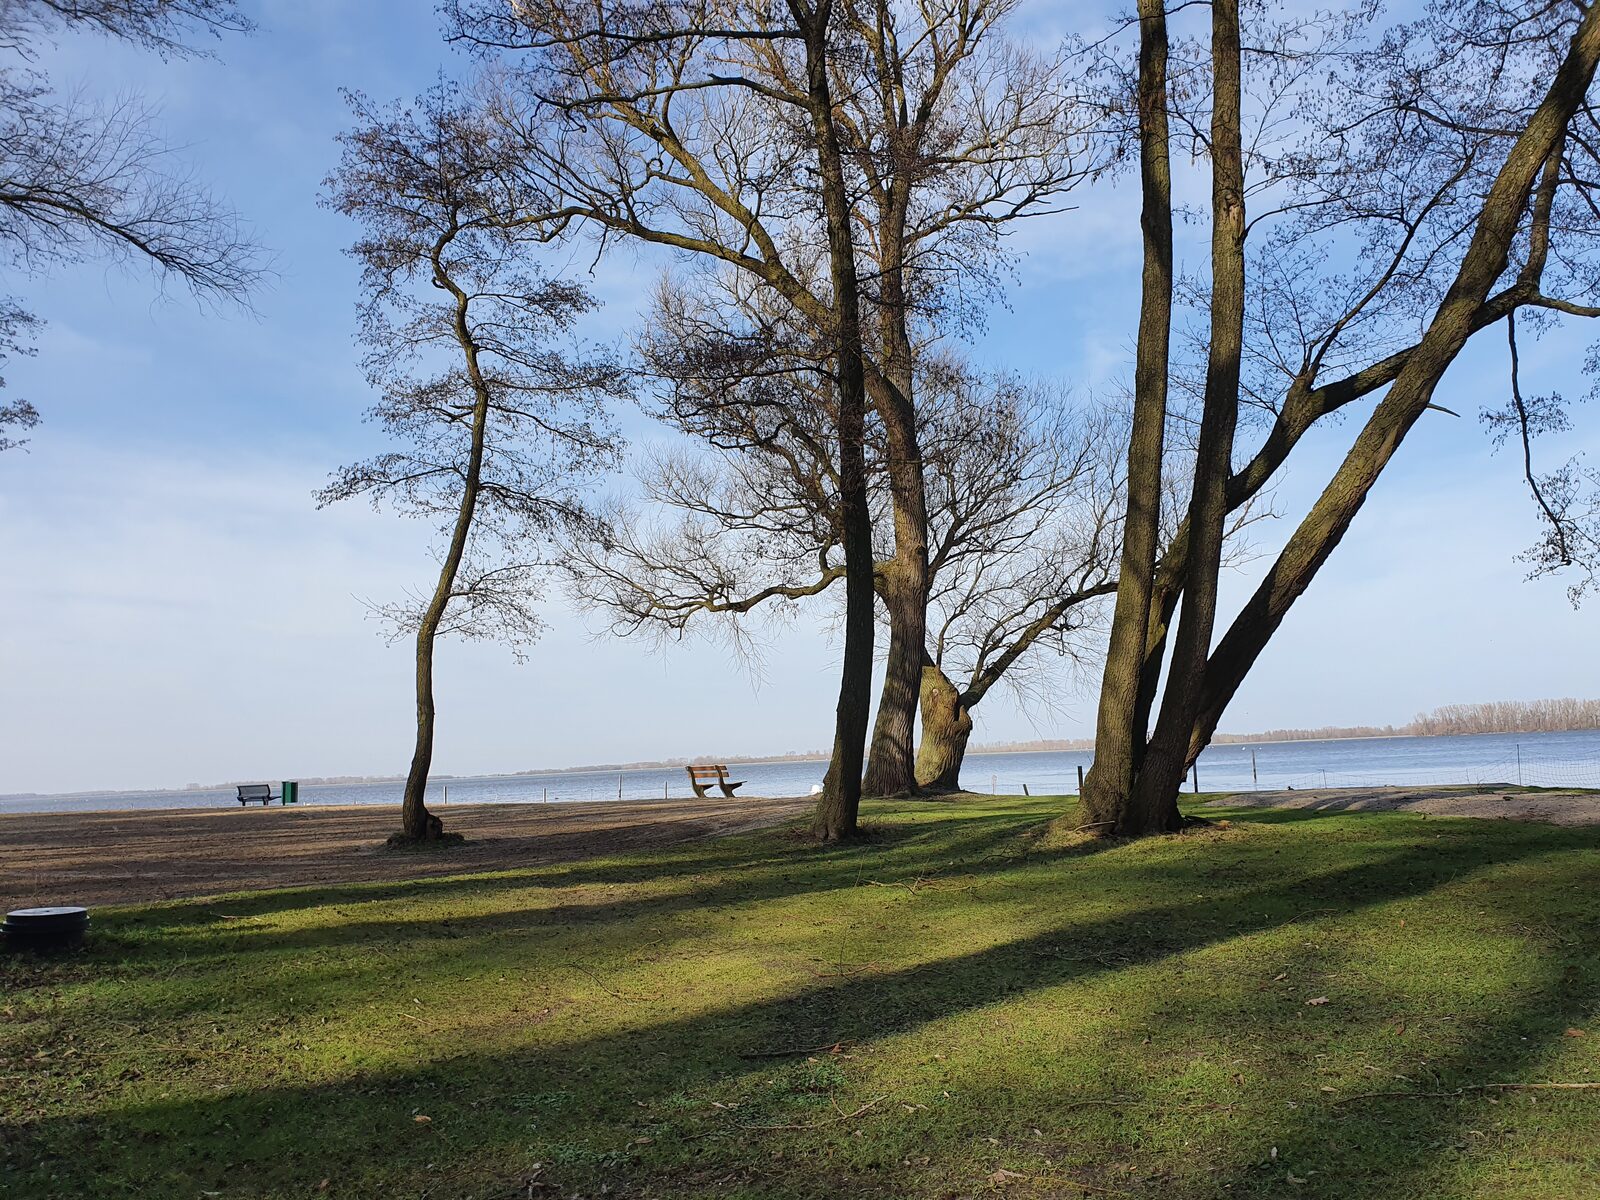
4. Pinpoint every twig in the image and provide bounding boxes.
[984,1168,1128,1195]
[807,961,881,981]
[862,876,937,894]
[565,962,658,1004]
[738,1042,845,1060]
[1070,820,1116,834]
[743,1094,889,1131]
[1277,906,1339,927]
[32,1043,265,1060]
[1334,1081,1600,1105]
[1056,1095,1241,1114]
